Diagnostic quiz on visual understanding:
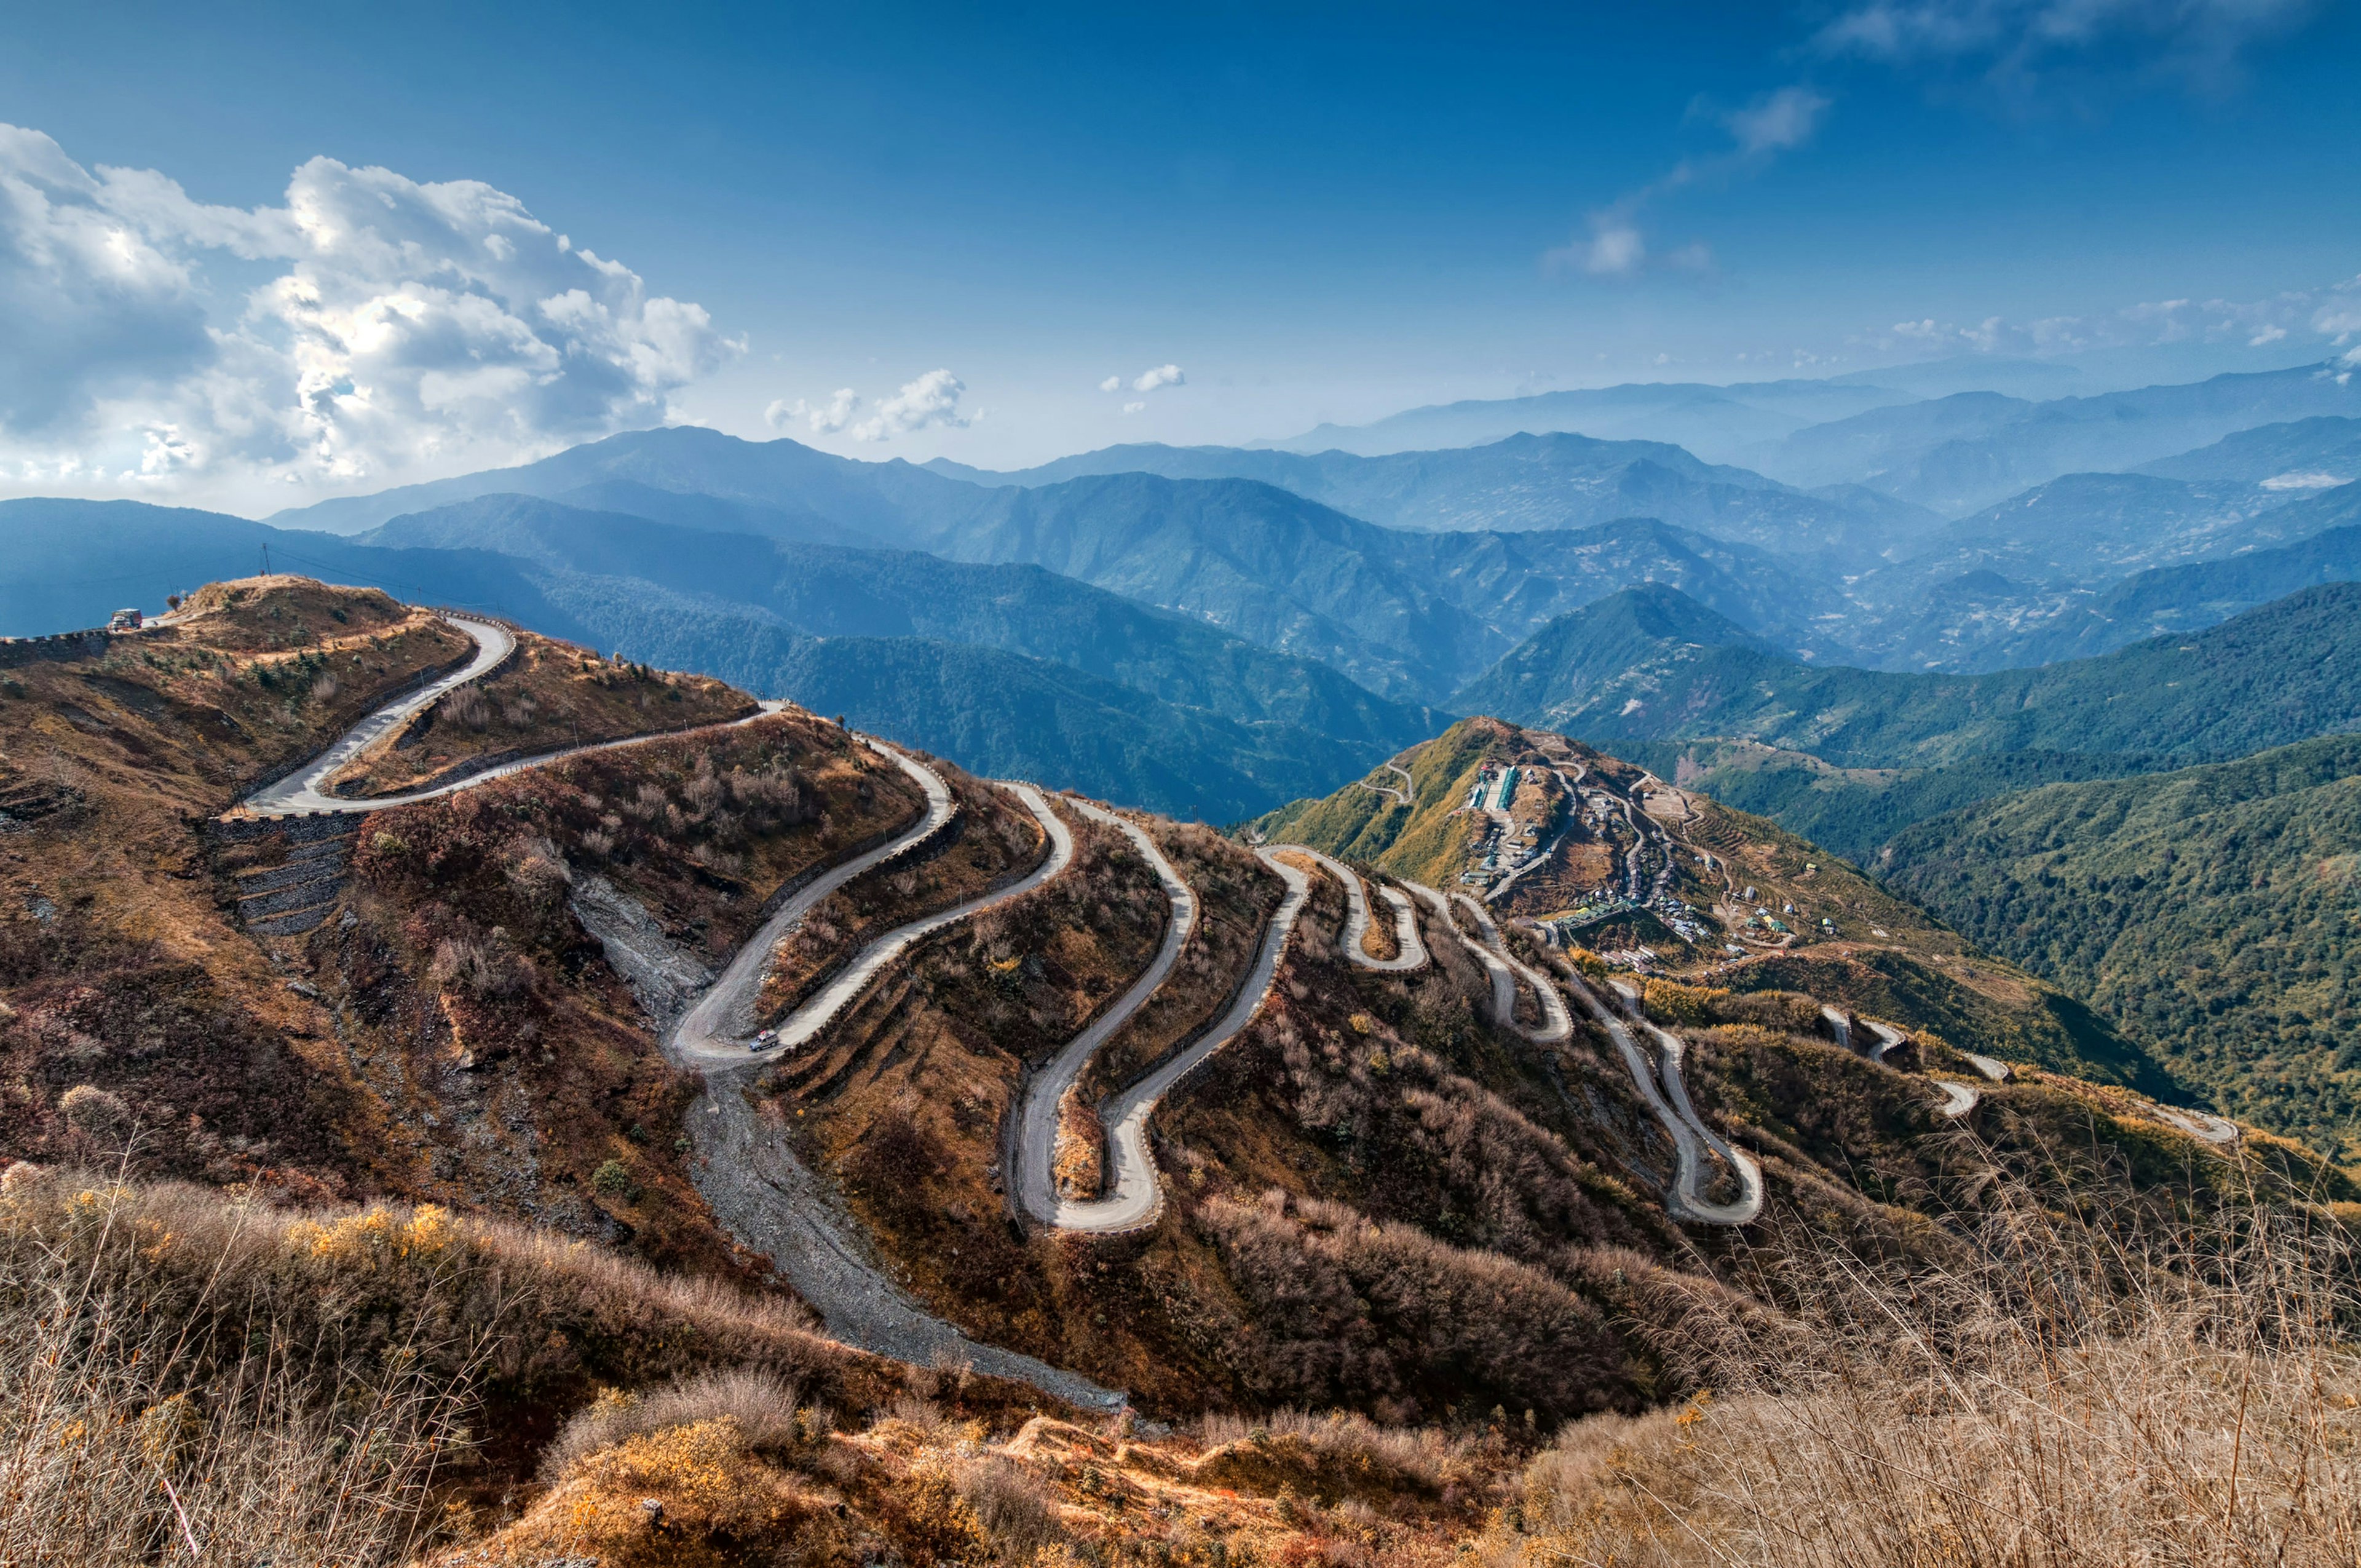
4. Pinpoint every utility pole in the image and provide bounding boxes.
[261,543,272,577]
